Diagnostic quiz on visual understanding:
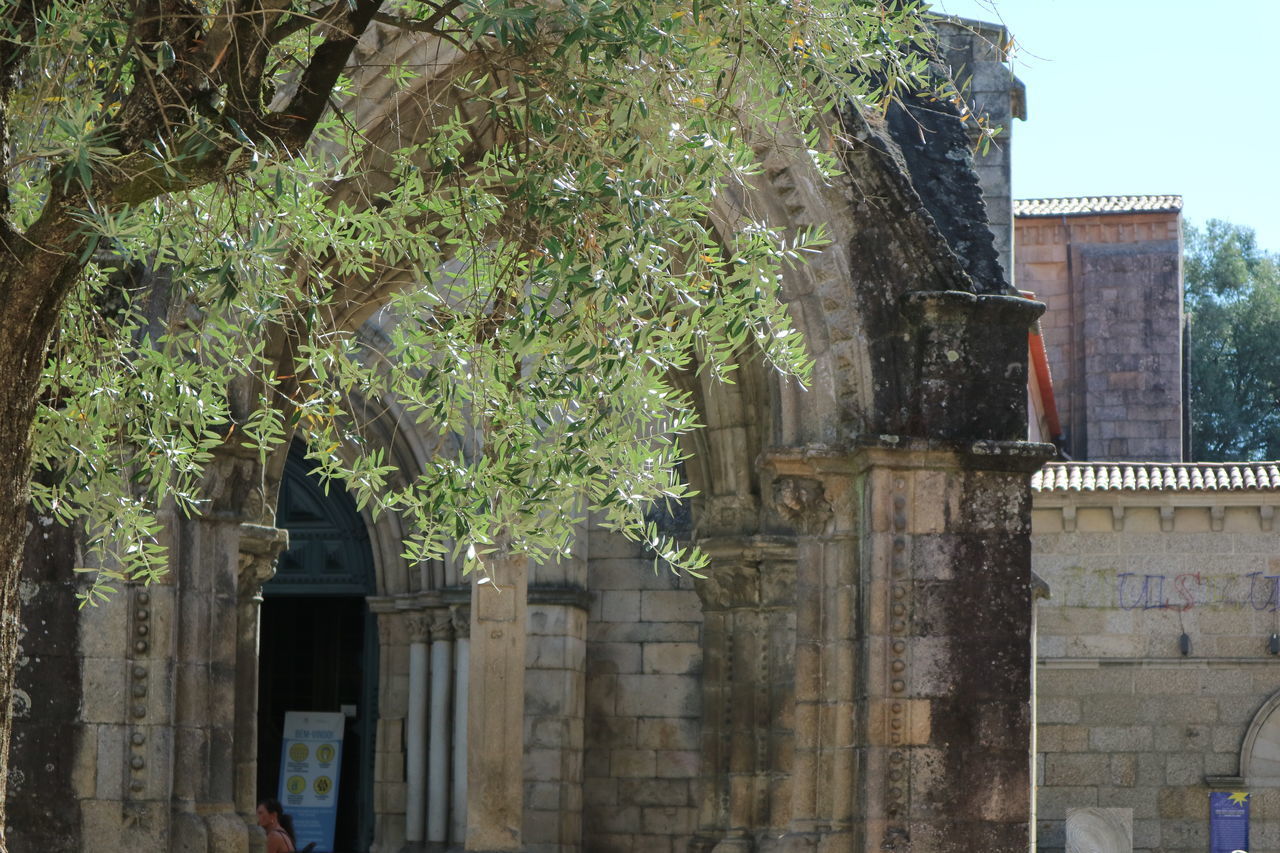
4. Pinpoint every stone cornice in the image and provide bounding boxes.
[761,438,1056,478]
